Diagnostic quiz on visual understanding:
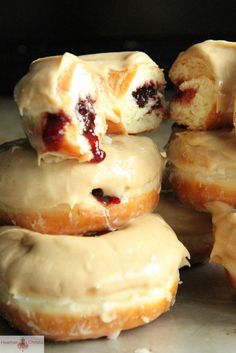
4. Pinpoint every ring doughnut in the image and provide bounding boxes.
[0,214,189,341]
[167,129,236,211]
[0,135,163,235]
[169,40,236,130]
[15,53,106,163]
[14,51,166,162]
